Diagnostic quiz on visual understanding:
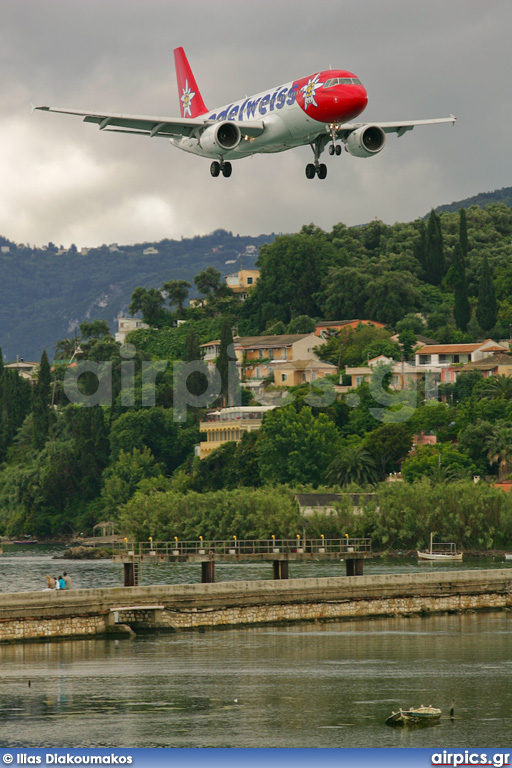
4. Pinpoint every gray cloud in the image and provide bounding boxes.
[1,0,510,247]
